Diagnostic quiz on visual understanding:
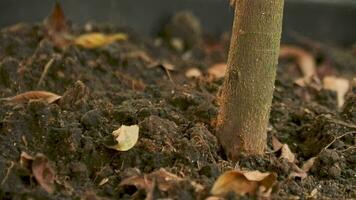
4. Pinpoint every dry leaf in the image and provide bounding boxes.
[2,91,61,104]
[211,170,277,197]
[185,68,202,78]
[44,2,72,48]
[301,157,317,172]
[107,125,139,151]
[74,32,127,49]
[32,154,55,193]
[120,168,185,194]
[271,136,296,163]
[323,76,350,108]
[280,144,296,163]
[272,136,284,151]
[20,153,55,193]
[208,63,227,78]
[288,164,308,179]
[279,45,316,83]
